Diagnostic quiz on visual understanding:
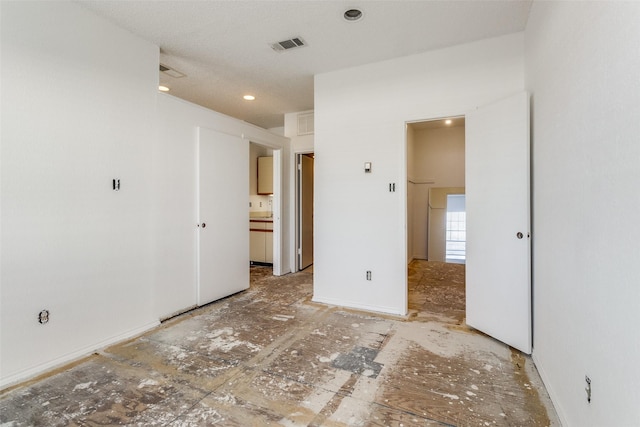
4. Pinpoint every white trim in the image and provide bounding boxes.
[196,128,203,304]
[312,296,407,317]
[532,352,567,427]
[159,305,198,322]
[291,149,315,272]
[272,148,282,275]
[0,320,160,390]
